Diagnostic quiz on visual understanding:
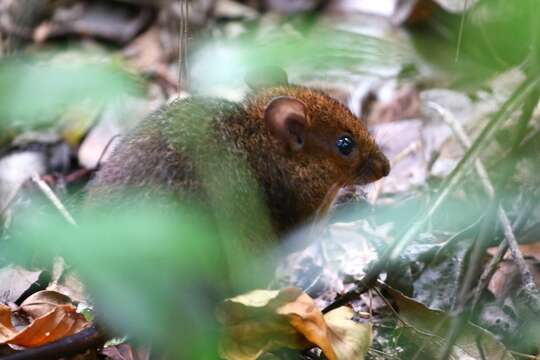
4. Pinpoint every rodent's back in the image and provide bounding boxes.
[87,85,390,242]
[86,96,276,249]
[87,97,244,205]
